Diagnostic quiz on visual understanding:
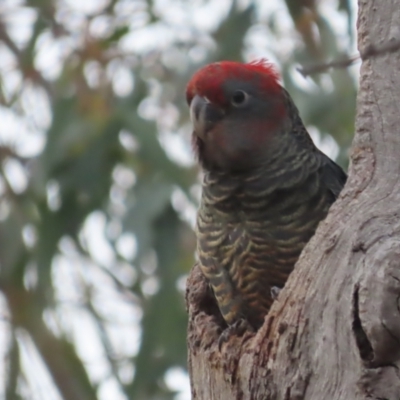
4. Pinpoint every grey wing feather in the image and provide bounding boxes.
[318,152,347,200]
